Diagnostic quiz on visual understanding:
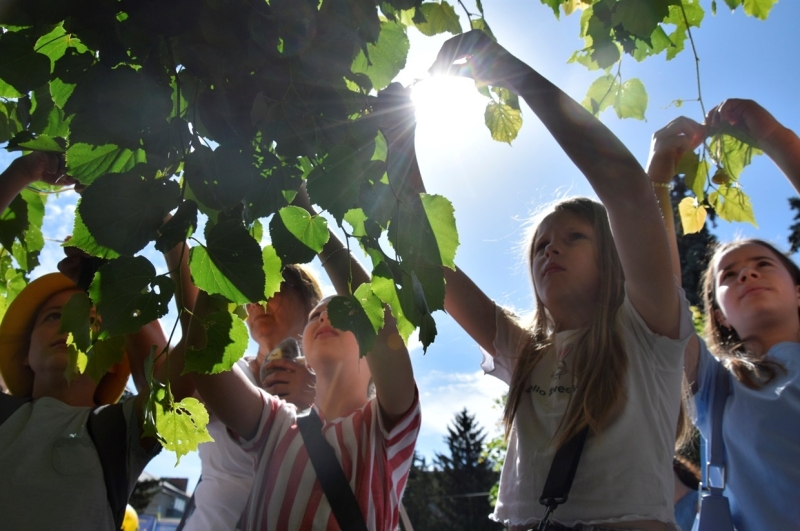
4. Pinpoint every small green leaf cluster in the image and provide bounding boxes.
[676,132,761,233]
[541,0,776,121]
